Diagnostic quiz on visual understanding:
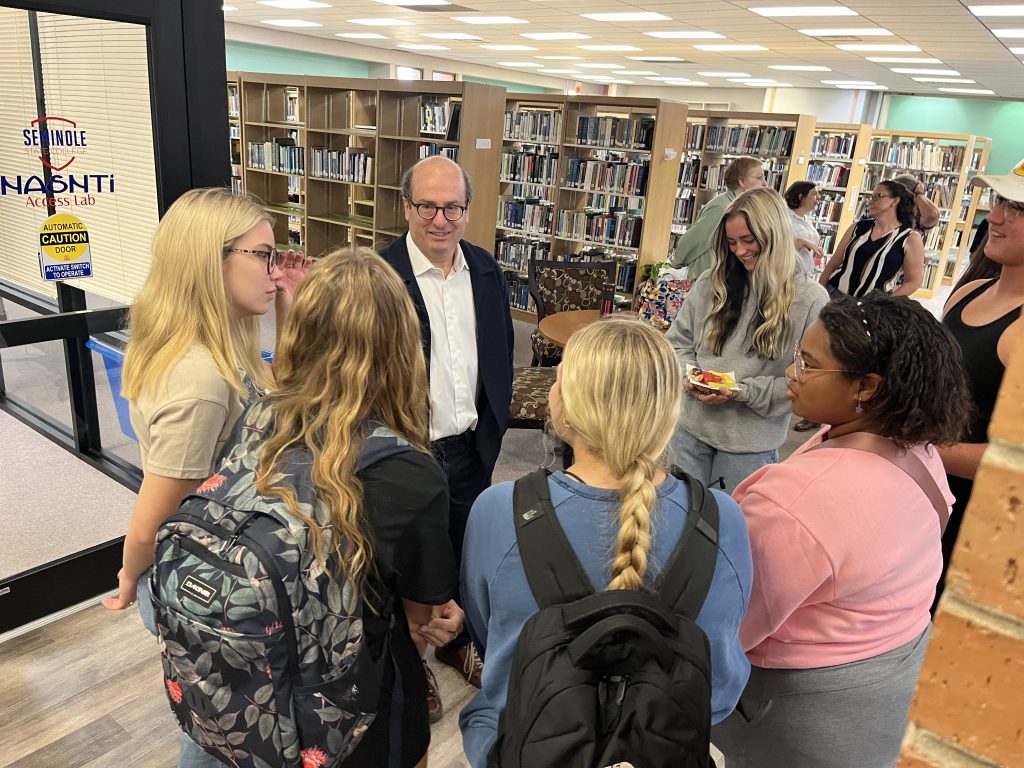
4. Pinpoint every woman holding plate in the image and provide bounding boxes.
[666,187,828,491]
